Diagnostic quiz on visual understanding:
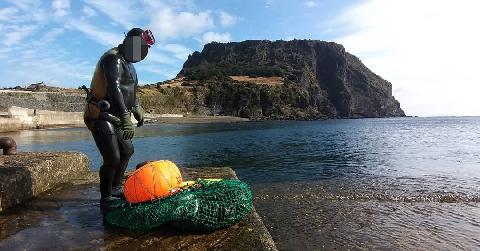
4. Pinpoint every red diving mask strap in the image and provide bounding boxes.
[141,29,155,46]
